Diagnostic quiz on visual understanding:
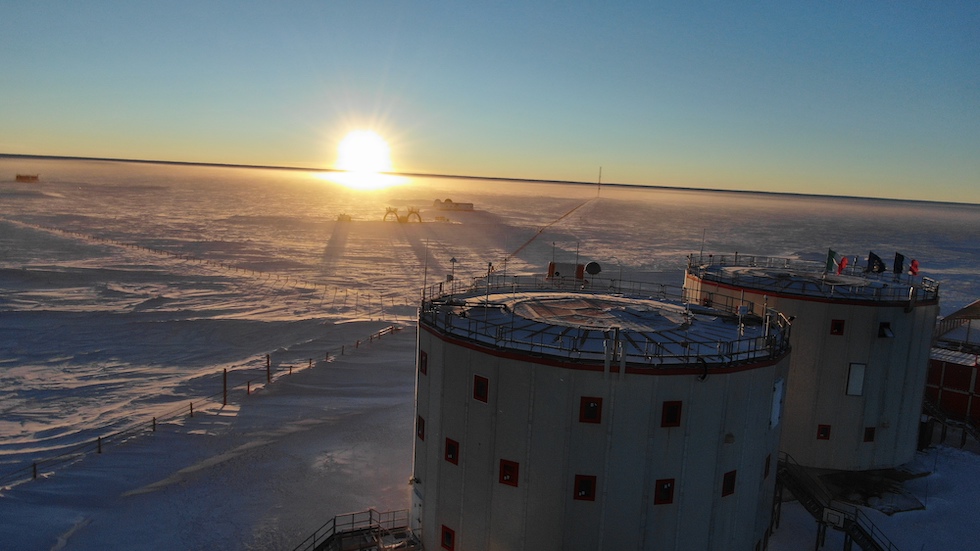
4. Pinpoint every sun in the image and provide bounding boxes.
[327,130,403,190]
[337,130,392,173]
